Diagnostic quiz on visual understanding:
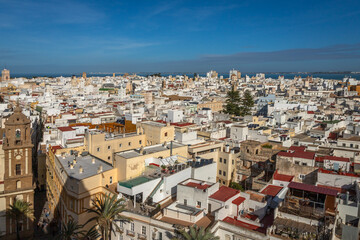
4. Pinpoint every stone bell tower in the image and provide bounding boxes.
[0,104,34,239]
